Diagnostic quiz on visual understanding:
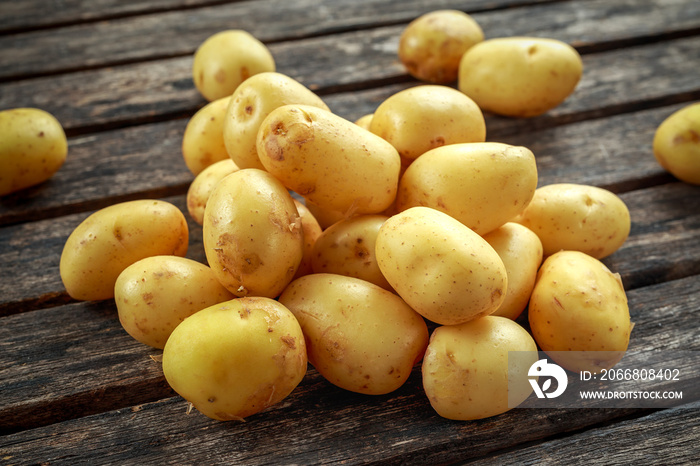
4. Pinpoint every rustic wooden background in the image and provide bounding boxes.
[1,0,699,464]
